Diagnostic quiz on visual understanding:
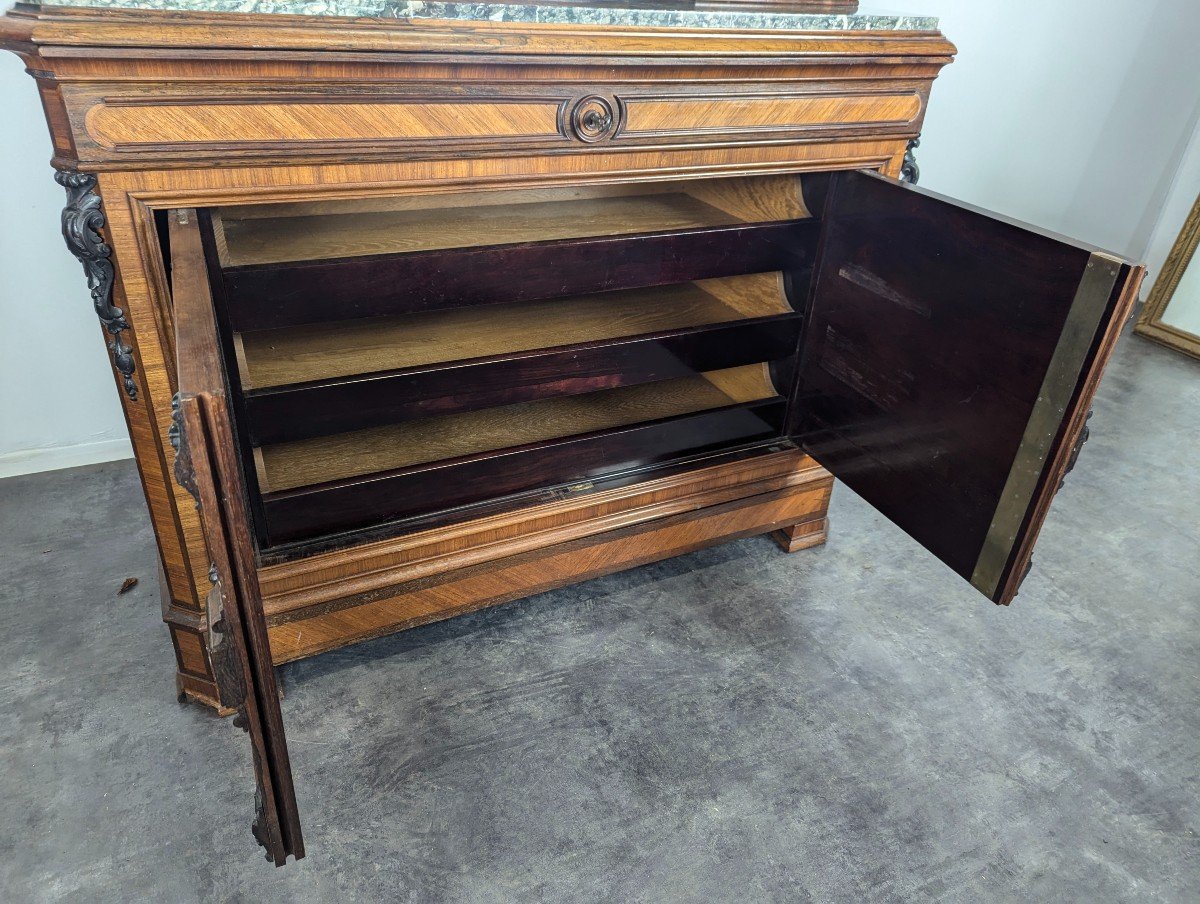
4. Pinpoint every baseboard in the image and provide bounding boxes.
[0,438,134,479]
